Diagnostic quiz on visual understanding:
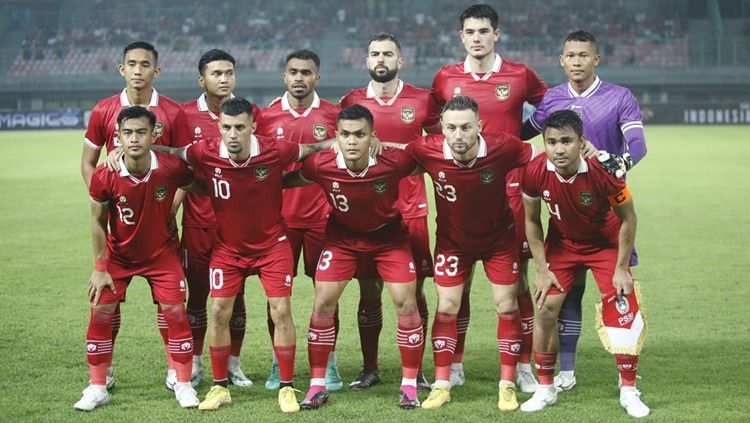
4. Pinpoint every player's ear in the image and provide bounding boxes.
[593,54,601,67]
[153,65,161,78]
[197,75,205,89]
[118,63,126,77]
[397,55,405,69]
[493,27,501,42]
